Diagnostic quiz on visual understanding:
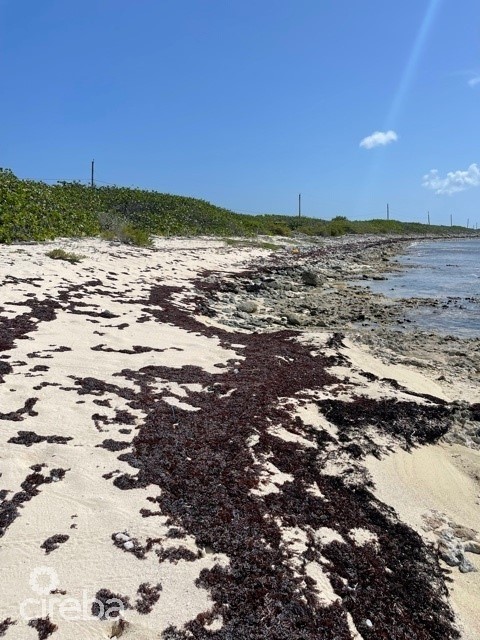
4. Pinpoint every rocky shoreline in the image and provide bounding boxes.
[197,235,480,447]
